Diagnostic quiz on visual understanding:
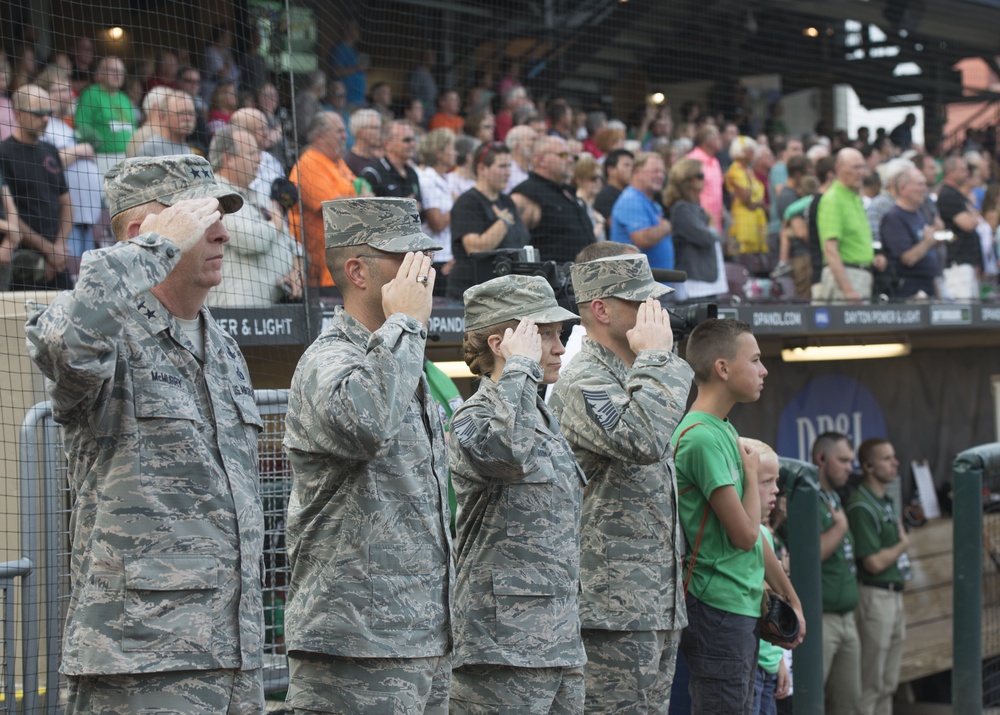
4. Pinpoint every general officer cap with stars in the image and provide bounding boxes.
[570,253,673,304]
[104,154,244,218]
[323,197,443,252]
